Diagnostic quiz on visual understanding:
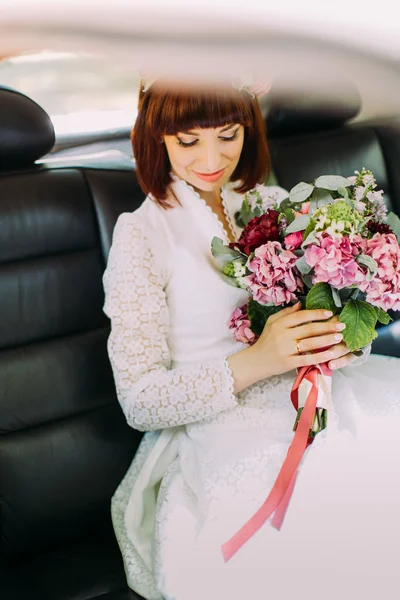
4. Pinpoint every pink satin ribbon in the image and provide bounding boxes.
[221,363,332,563]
